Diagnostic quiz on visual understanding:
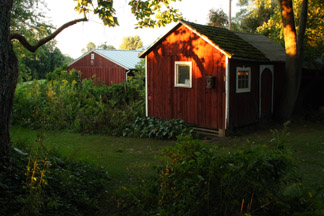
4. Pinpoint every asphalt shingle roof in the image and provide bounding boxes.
[140,21,285,62]
[181,20,269,61]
